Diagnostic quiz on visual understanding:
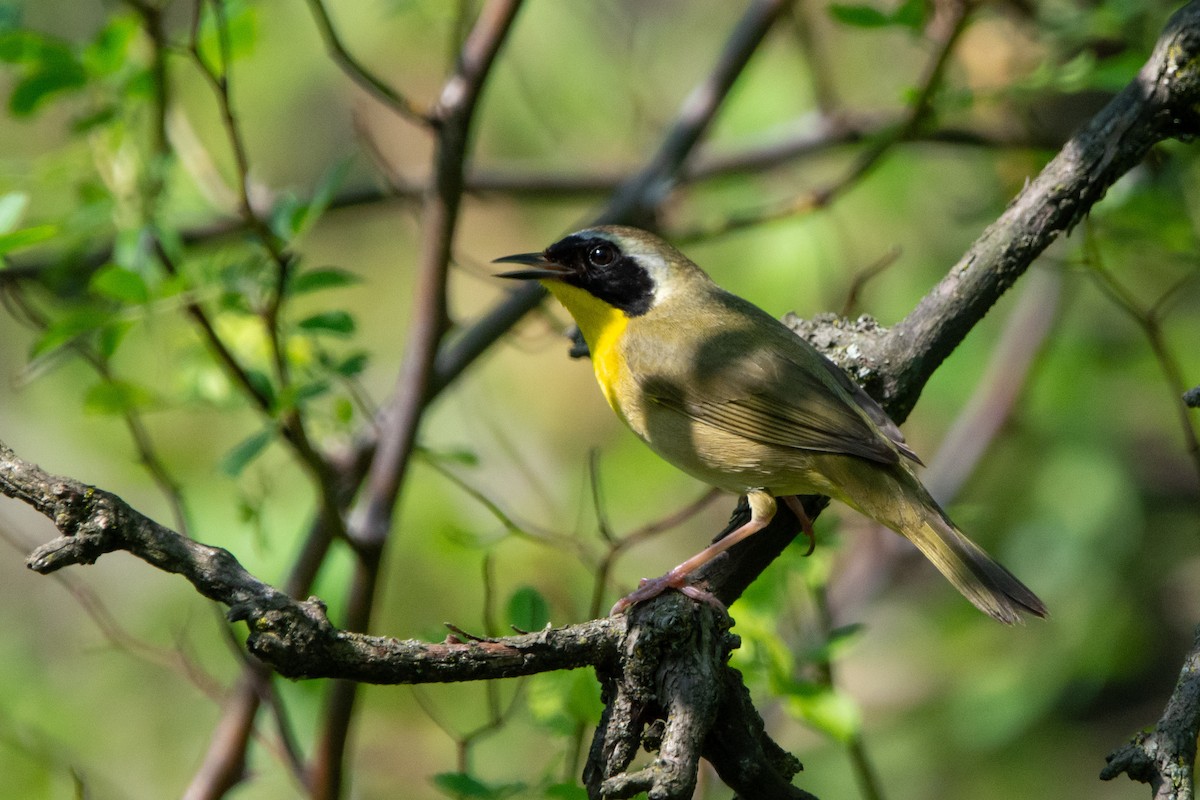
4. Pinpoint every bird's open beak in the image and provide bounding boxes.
[493,252,570,280]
